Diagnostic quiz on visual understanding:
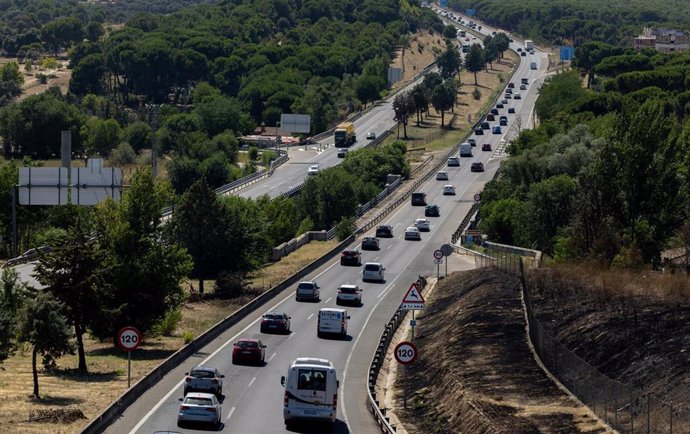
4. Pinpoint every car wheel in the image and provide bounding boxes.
[177,420,184,428]
[232,357,238,365]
